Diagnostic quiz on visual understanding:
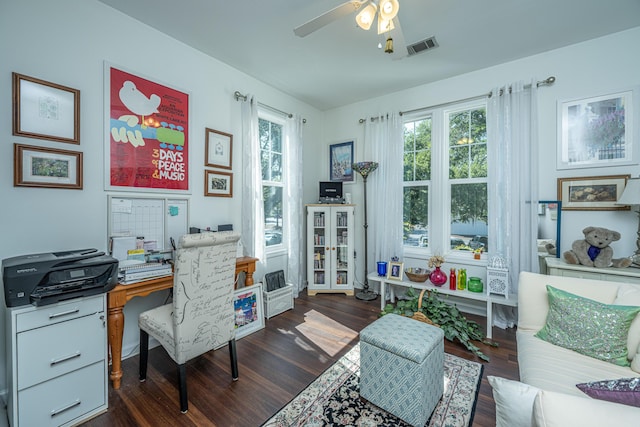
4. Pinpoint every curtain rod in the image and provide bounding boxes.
[234,91,306,123]
[391,76,556,119]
